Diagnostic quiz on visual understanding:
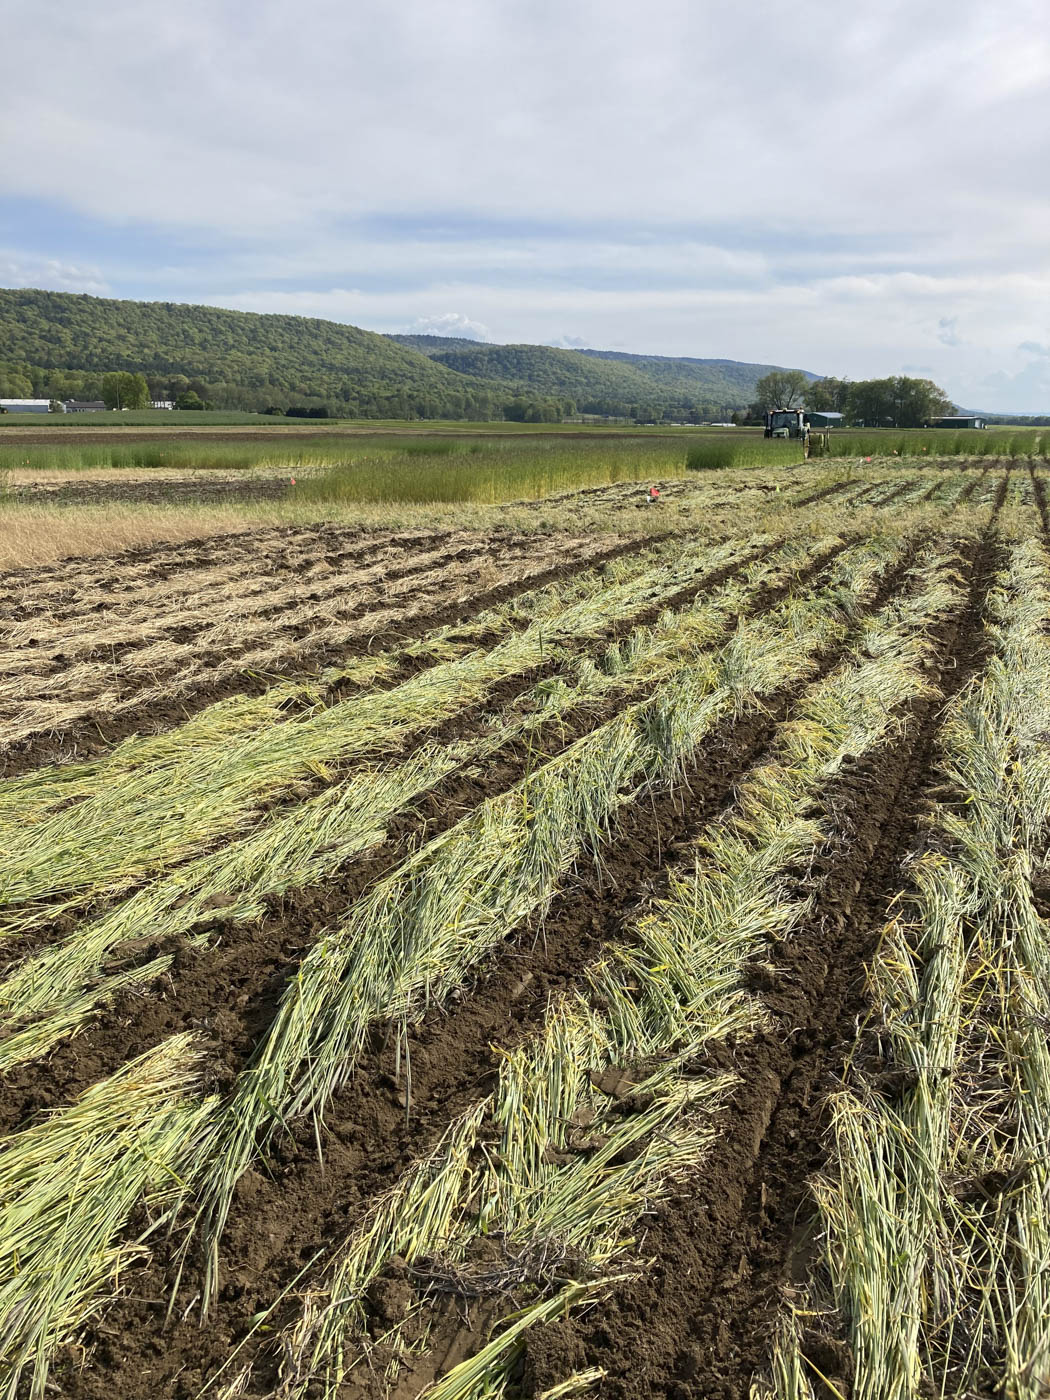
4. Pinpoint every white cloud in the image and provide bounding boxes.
[0,253,109,295]
[0,0,1048,410]
[404,312,490,341]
